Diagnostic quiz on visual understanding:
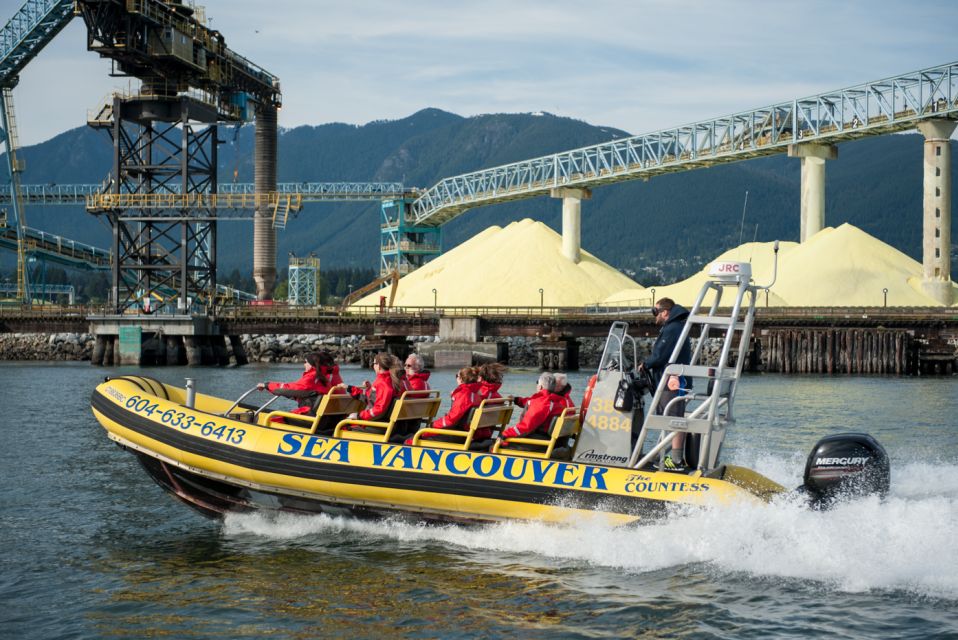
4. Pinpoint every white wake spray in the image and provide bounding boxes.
[222,457,958,600]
